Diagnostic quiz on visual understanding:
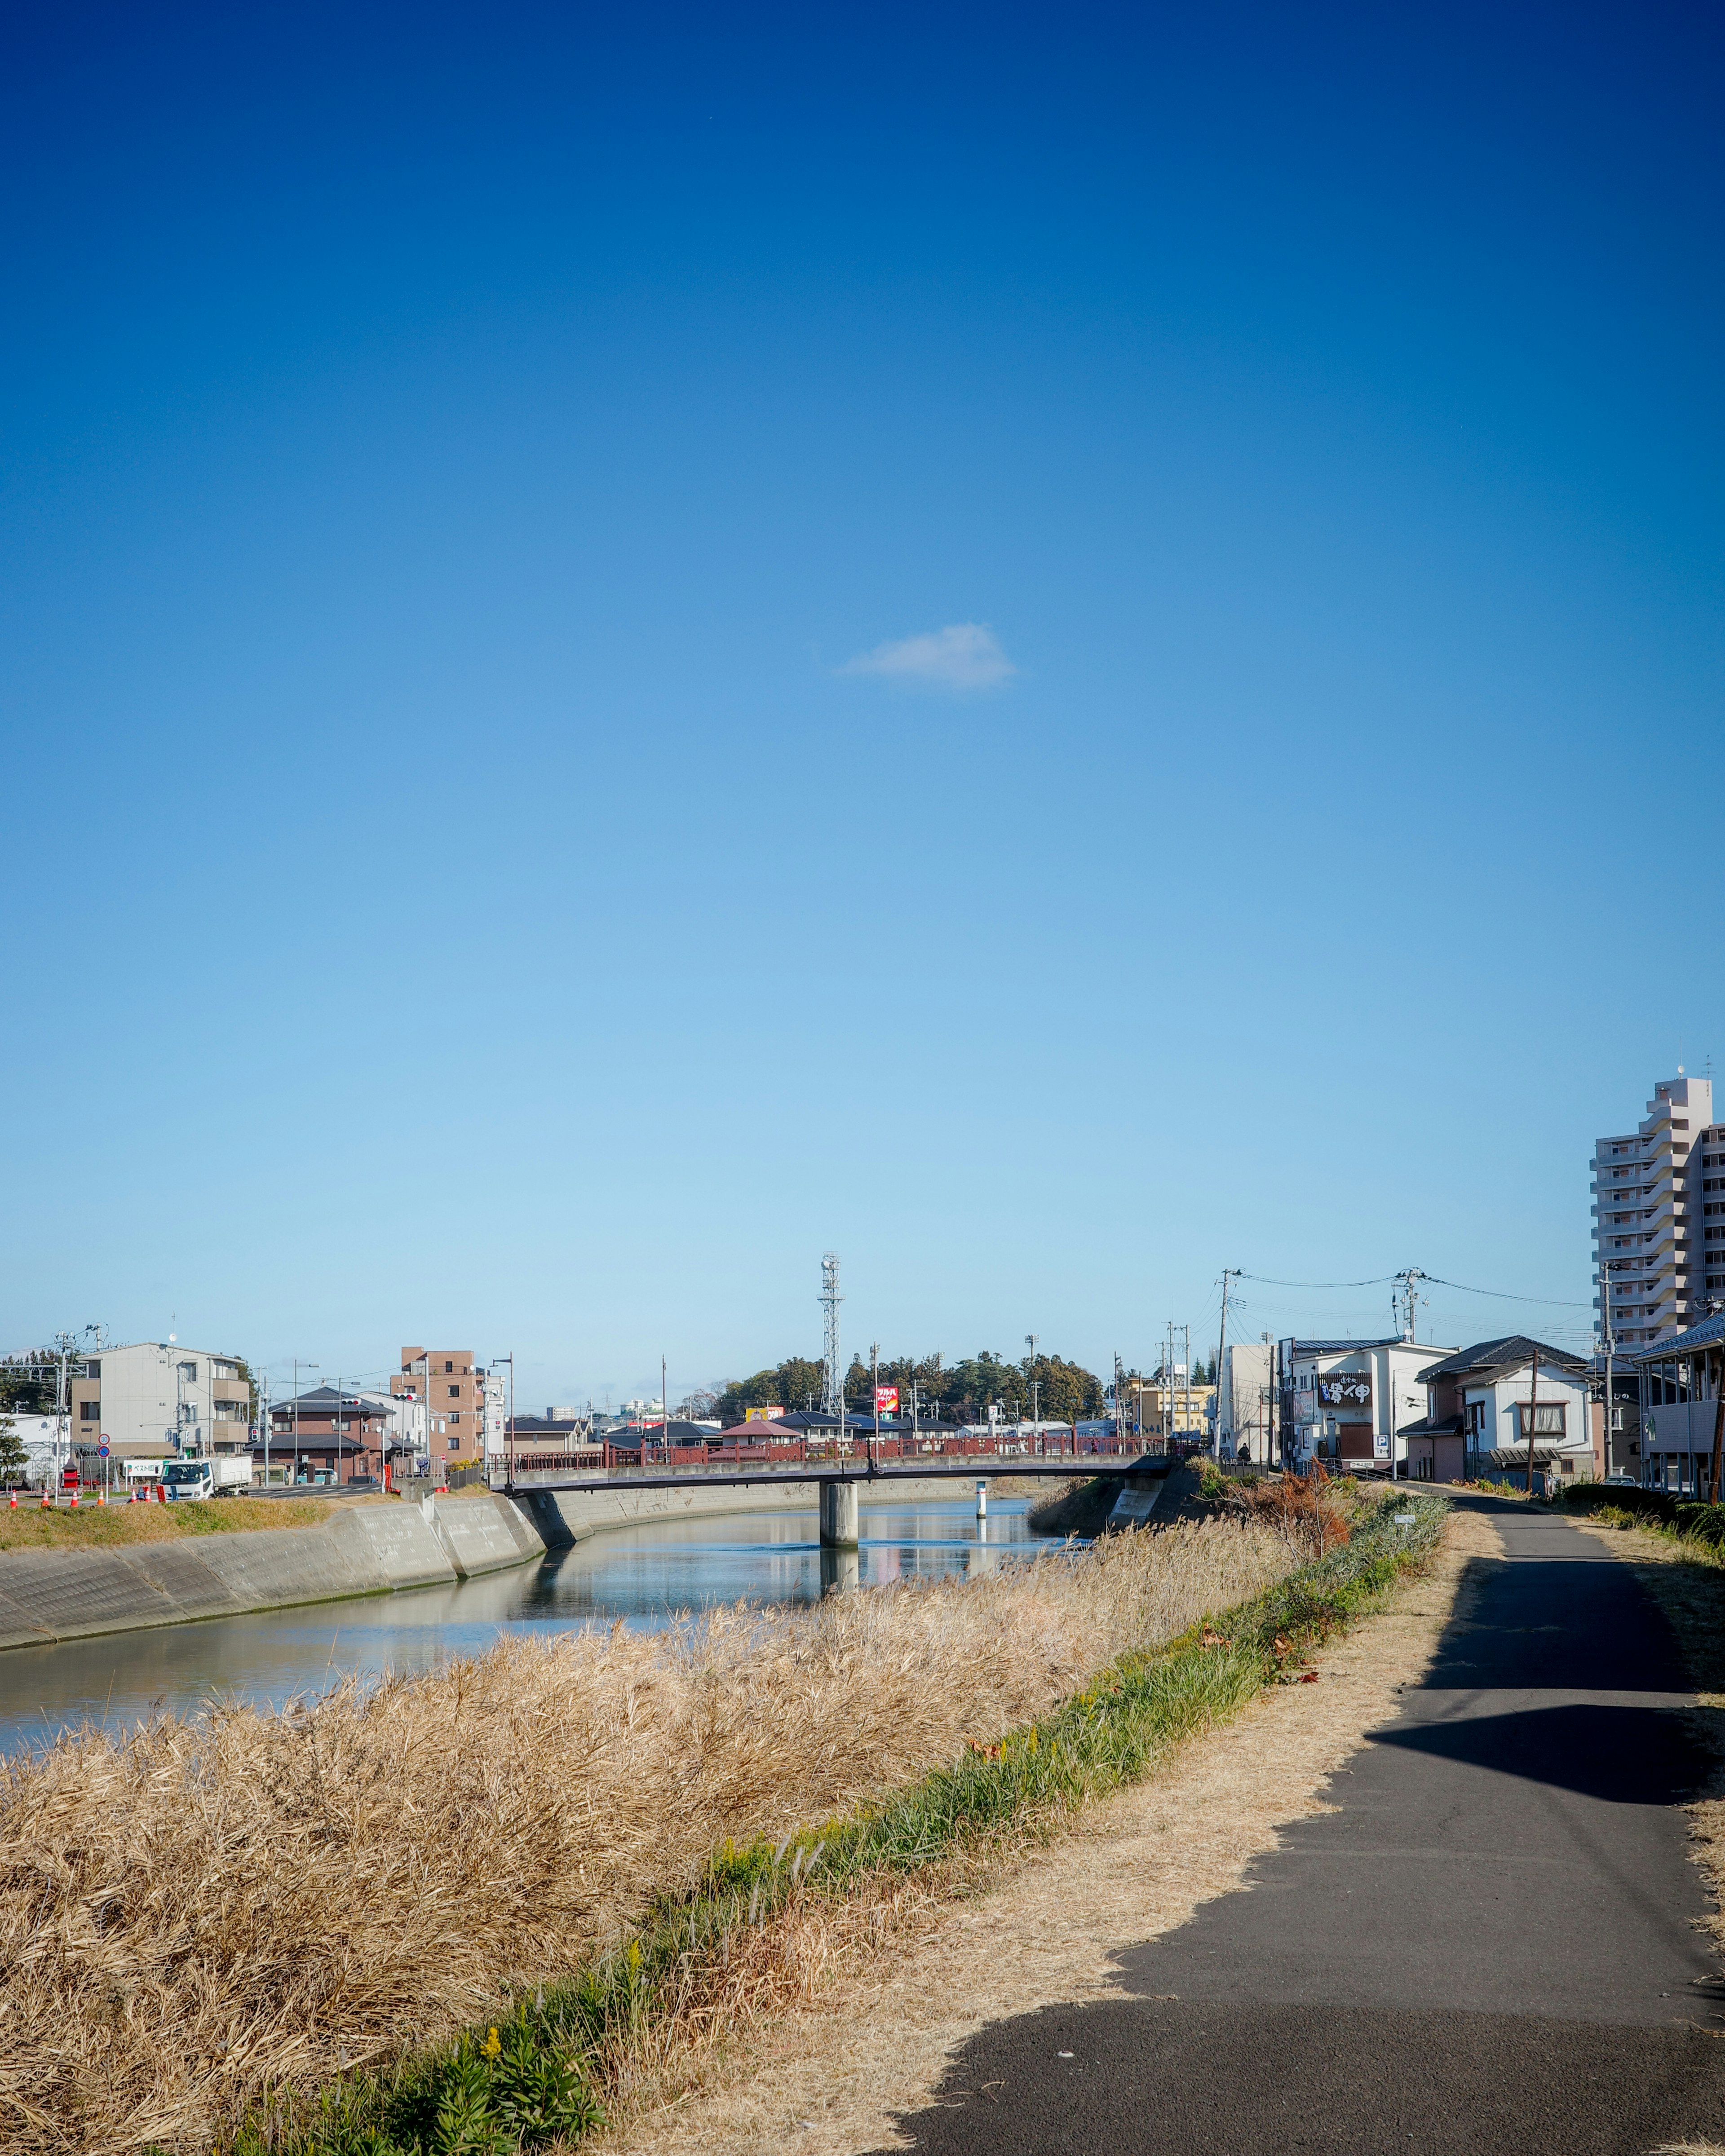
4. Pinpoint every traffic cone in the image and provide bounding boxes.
[70,1490,79,1508]
[40,1488,49,1508]
[7,1491,14,1509]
